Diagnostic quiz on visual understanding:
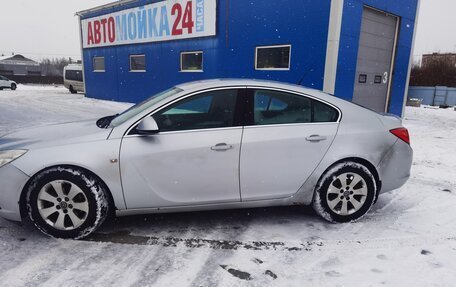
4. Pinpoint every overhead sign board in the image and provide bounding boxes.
[81,0,216,48]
